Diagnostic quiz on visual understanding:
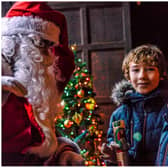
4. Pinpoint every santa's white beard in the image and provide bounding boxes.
[3,35,62,157]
